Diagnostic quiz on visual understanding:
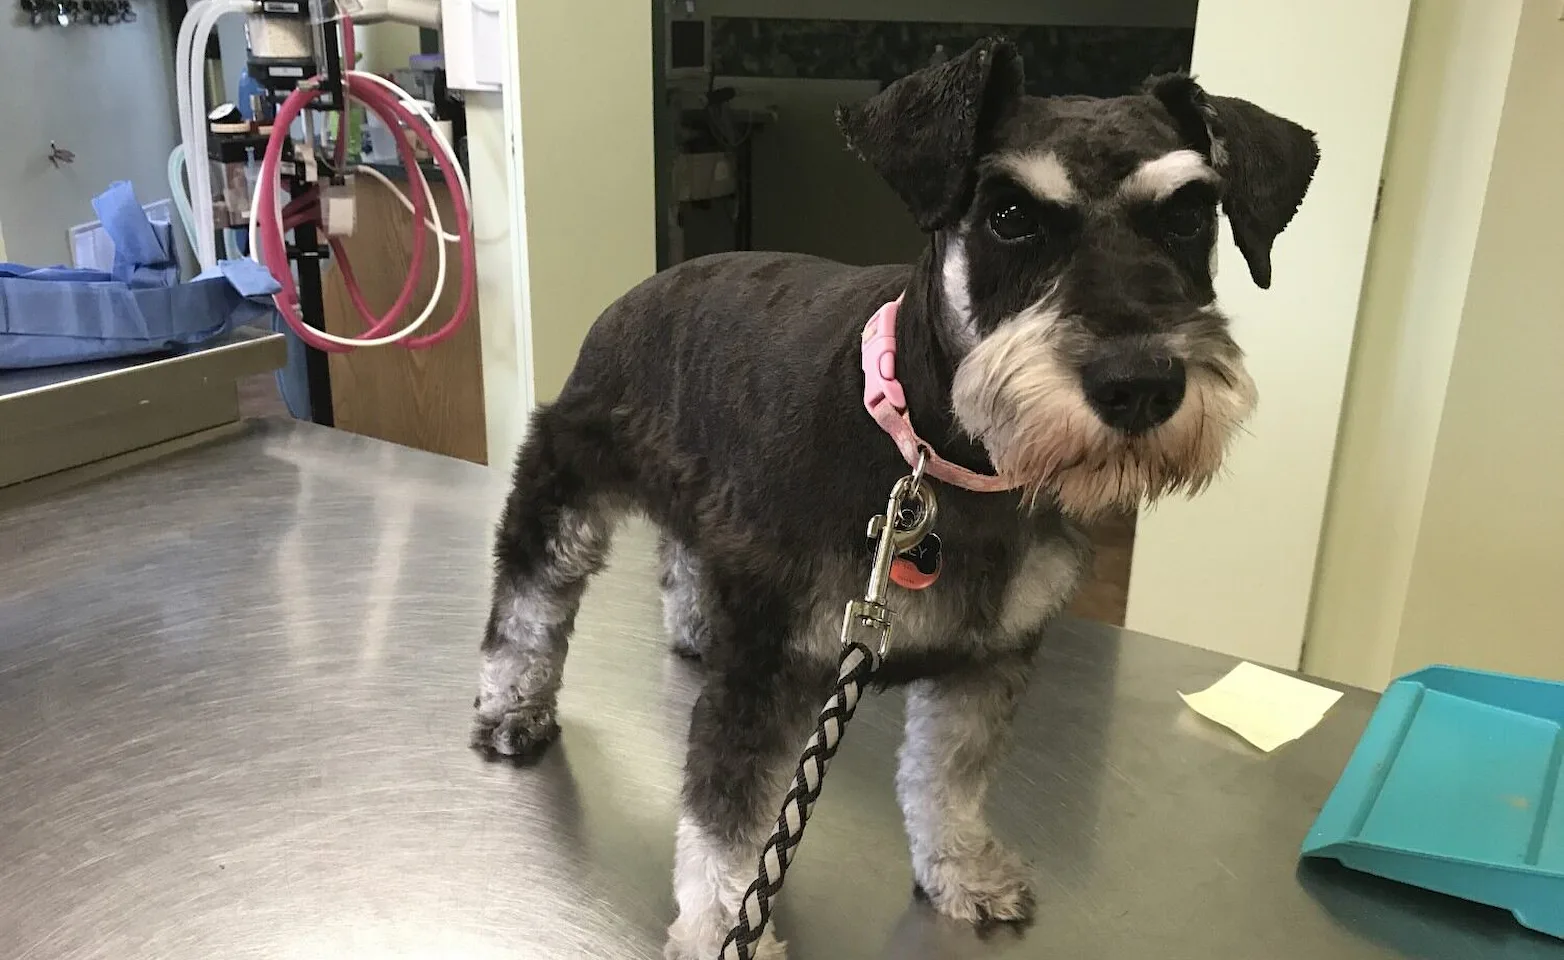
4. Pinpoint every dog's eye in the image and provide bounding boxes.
[988,202,1041,242]
[1161,205,1208,240]
[1158,186,1215,241]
